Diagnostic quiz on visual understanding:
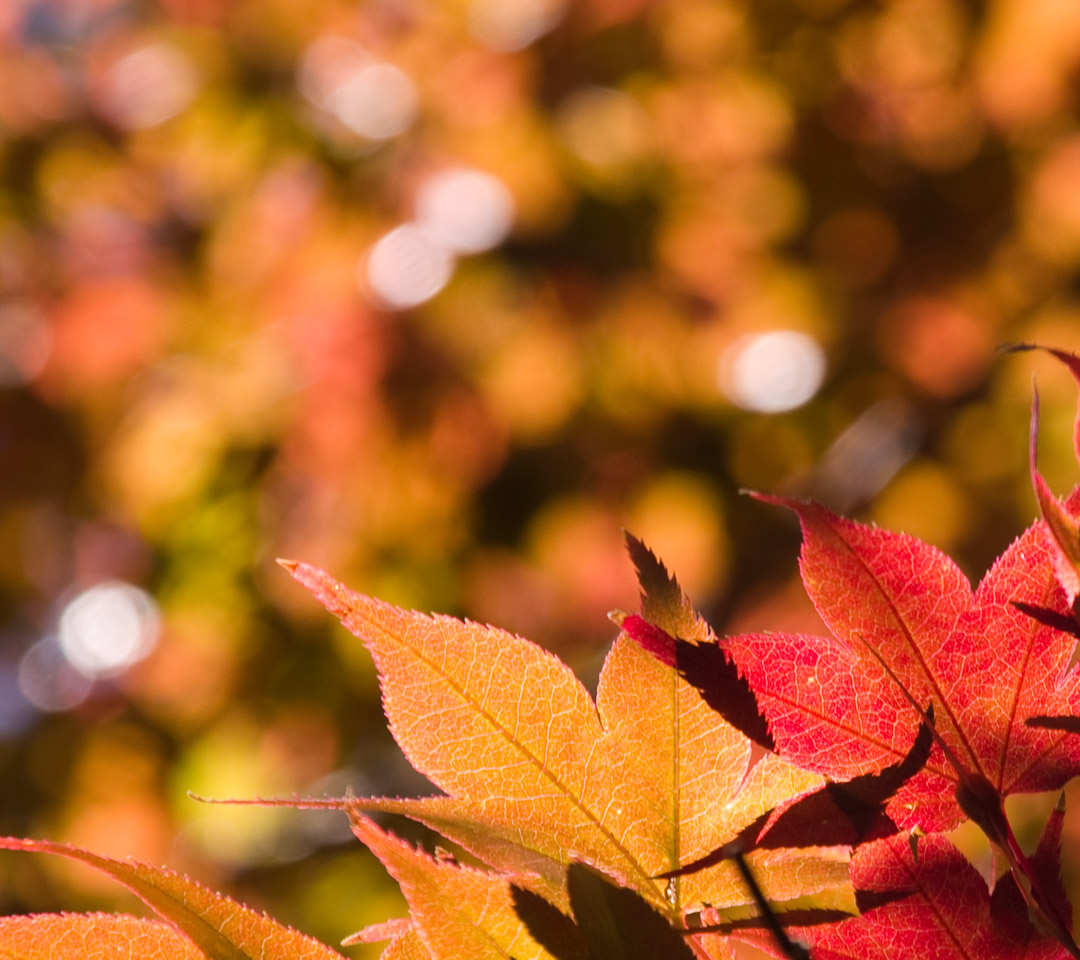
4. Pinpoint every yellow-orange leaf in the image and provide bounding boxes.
[0,837,346,960]
[0,913,206,960]
[283,558,833,932]
[348,812,552,960]
[377,928,434,960]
